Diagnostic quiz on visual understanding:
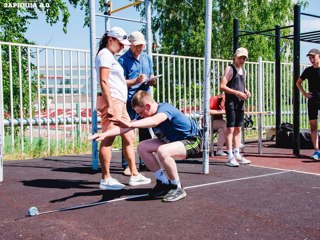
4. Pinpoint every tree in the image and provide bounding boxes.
[147,0,308,61]
[0,0,89,120]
